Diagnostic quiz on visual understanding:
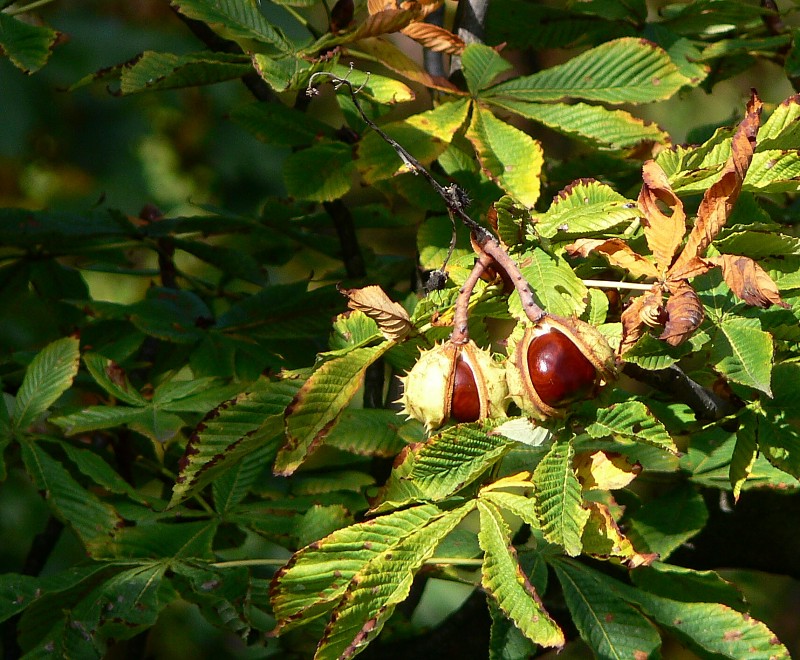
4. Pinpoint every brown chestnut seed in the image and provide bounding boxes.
[450,355,481,422]
[527,330,597,406]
